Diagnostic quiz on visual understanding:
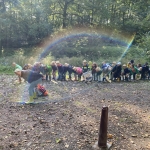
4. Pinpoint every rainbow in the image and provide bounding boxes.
[16,27,135,104]
[37,27,135,62]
